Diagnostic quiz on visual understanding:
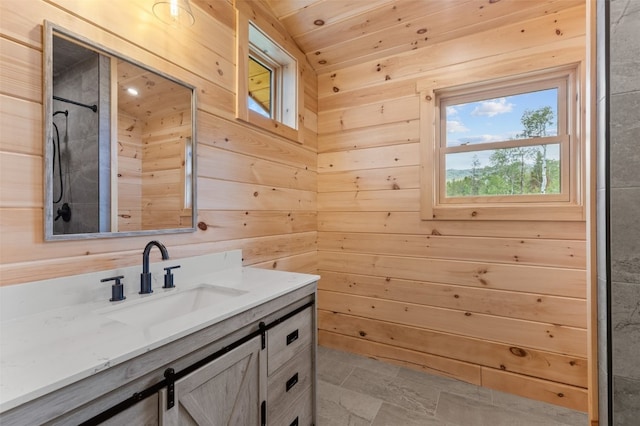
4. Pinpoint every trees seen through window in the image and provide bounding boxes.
[445,105,560,197]
[438,76,570,203]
